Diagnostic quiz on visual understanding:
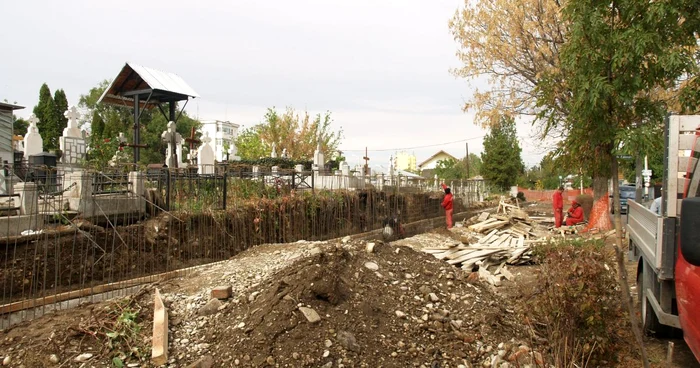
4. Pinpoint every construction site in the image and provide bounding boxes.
[0,174,697,367]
